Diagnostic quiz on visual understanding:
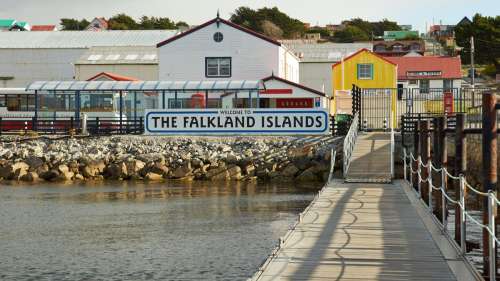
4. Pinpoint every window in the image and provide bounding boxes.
[410,43,421,51]
[213,32,224,43]
[409,80,418,85]
[357,64,373,80]
[374,44,386,52]
[392,44,404,51]
[420,80,430,93]
[206,57,231,78]
[443,79,453,90]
